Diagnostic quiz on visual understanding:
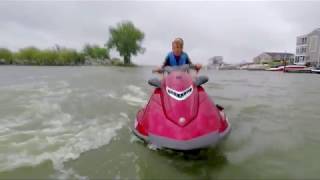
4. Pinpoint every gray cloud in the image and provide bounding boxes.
[0,1,320,65]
